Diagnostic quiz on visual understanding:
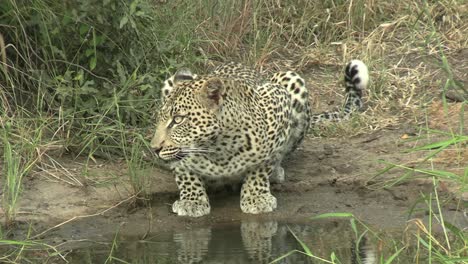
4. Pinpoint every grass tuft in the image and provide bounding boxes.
[0,0,466,262]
